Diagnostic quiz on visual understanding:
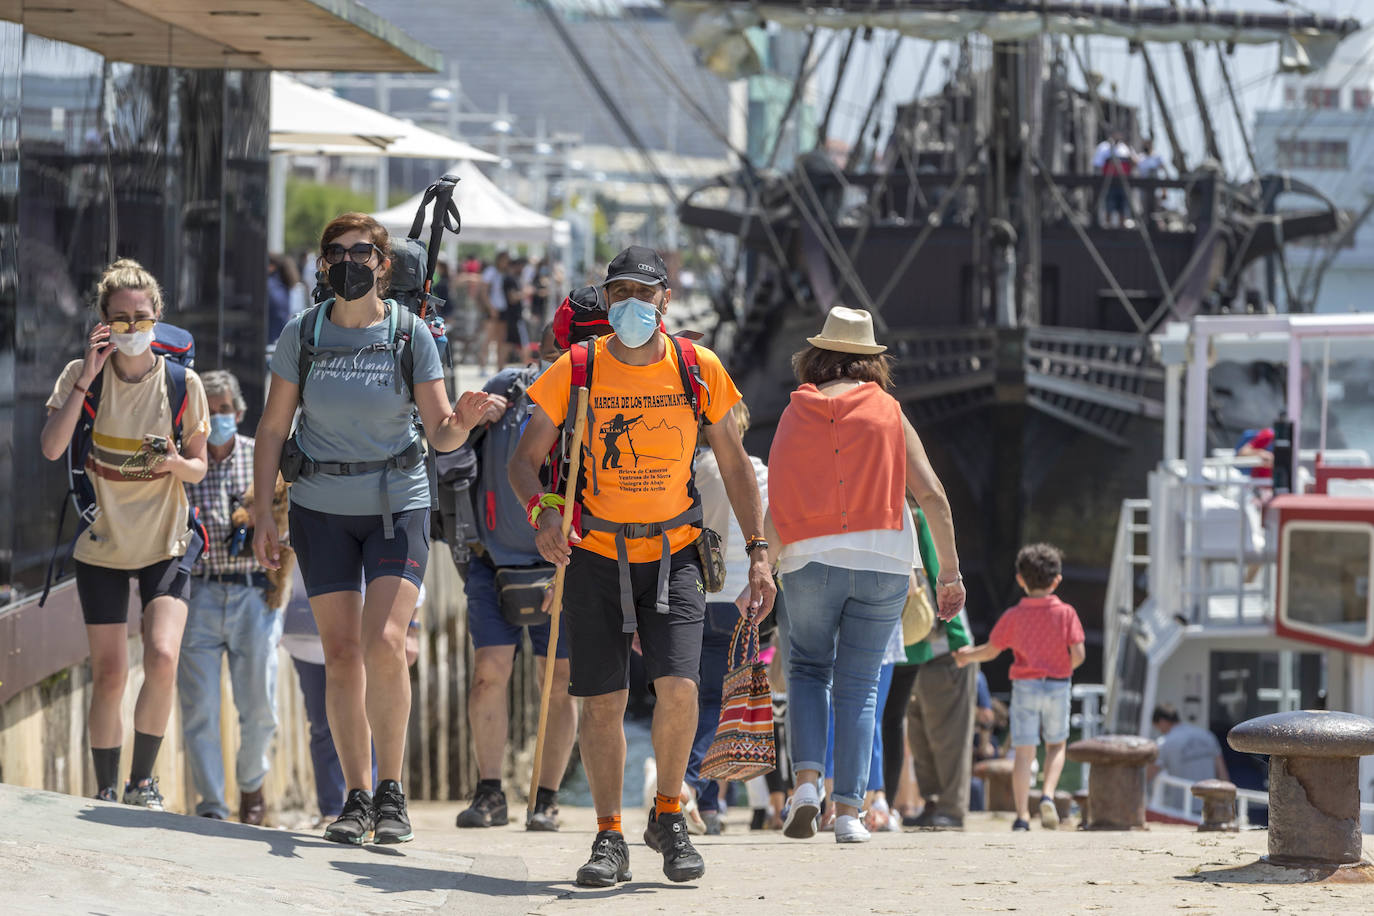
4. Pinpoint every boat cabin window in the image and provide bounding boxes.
[1280,522,1374,646]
